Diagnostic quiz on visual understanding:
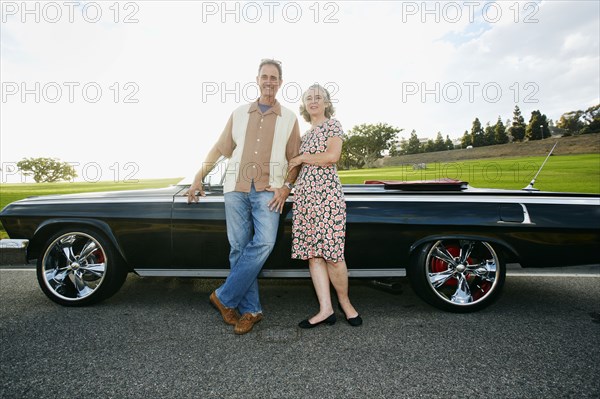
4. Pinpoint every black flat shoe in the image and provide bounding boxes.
[298,313,336,329]
[338,304,363,327]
